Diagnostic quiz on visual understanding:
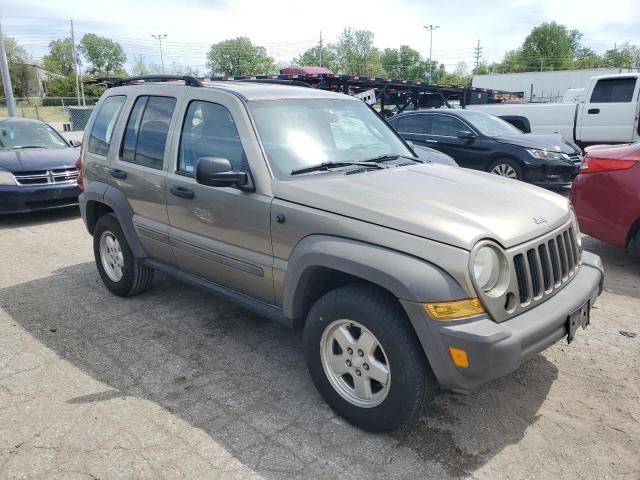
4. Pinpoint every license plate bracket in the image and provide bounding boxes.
[567,300,590,344]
